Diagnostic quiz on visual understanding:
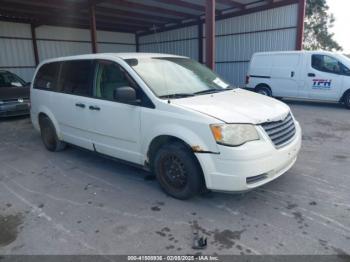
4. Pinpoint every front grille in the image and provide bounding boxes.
[2,98,29,103]
[261,113,296,148]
